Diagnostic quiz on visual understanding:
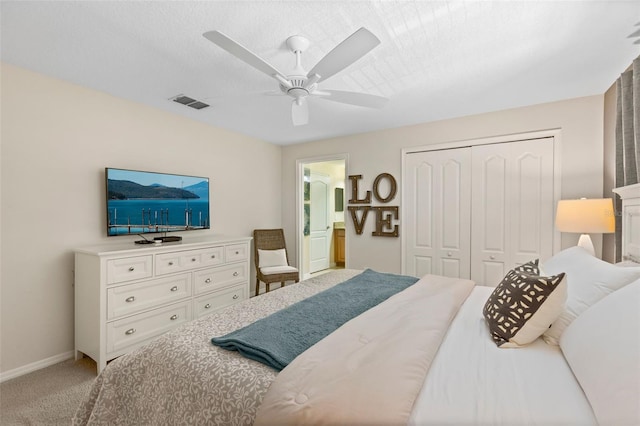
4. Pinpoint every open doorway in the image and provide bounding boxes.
[297,156,347,280]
